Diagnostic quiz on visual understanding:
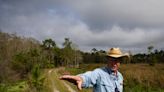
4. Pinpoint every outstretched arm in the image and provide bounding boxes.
[60,69,100,90]
[59,75,83,90]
